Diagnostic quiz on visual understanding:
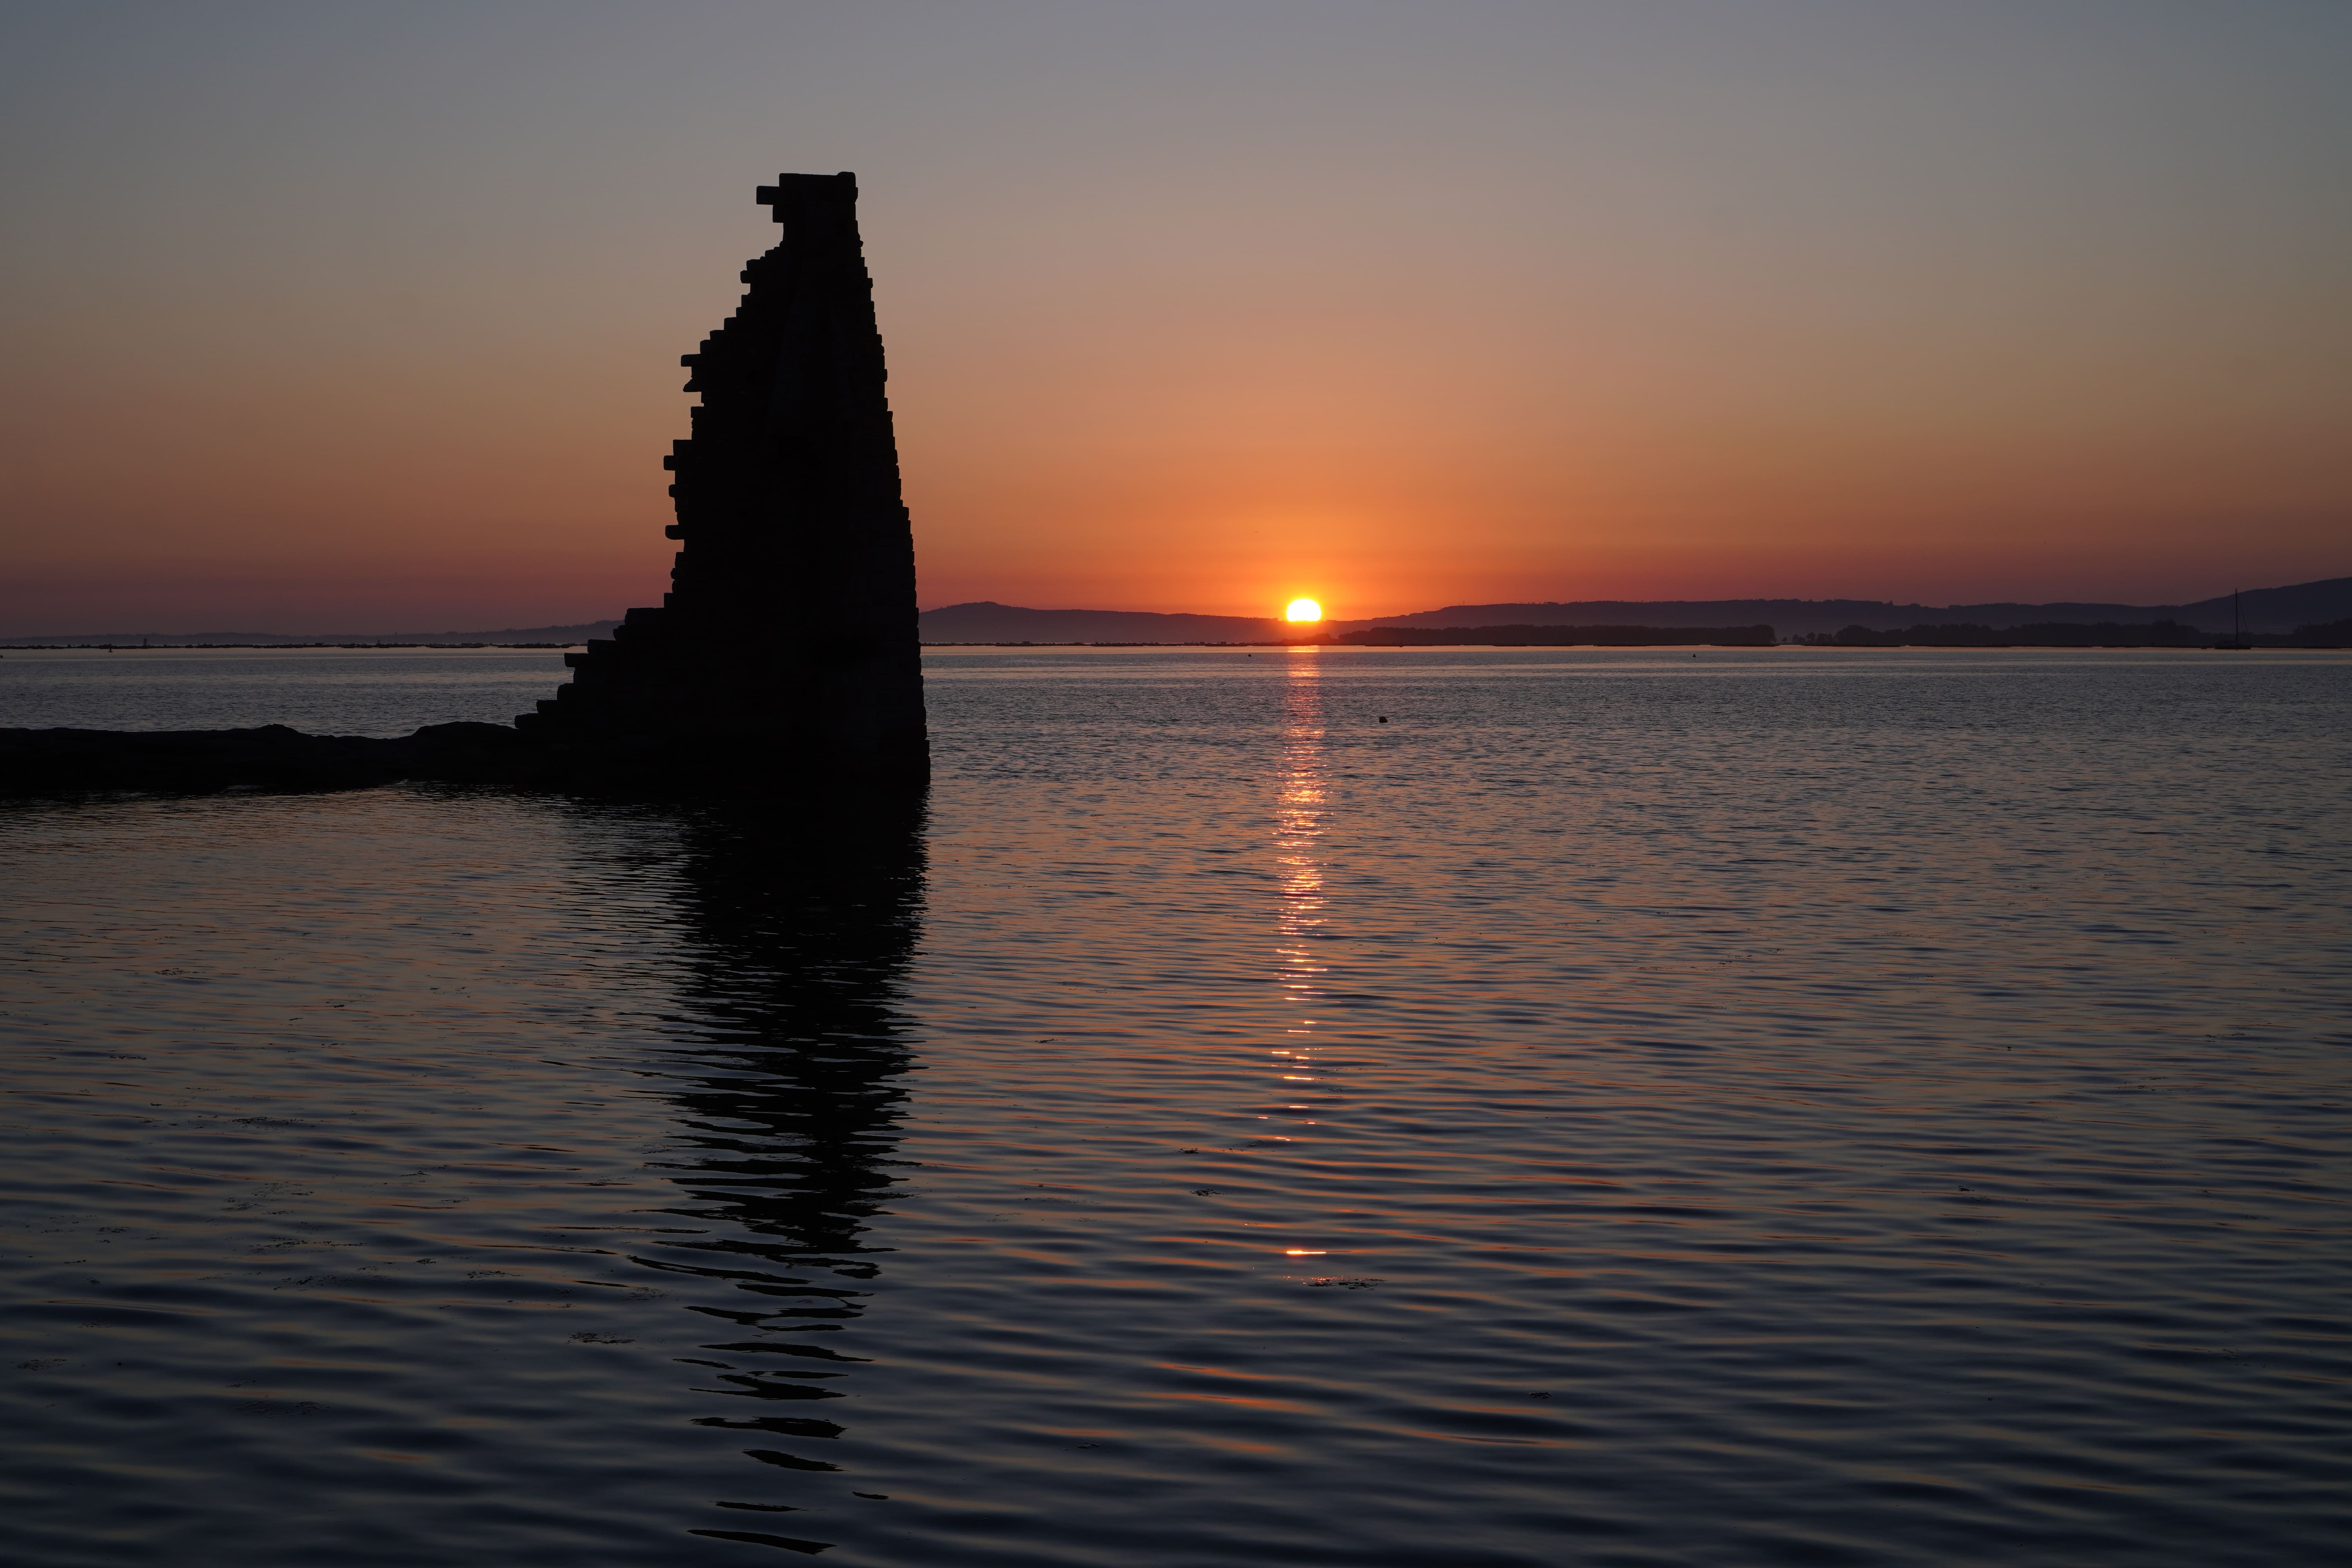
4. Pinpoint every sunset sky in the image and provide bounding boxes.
[3,2,2347,631]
